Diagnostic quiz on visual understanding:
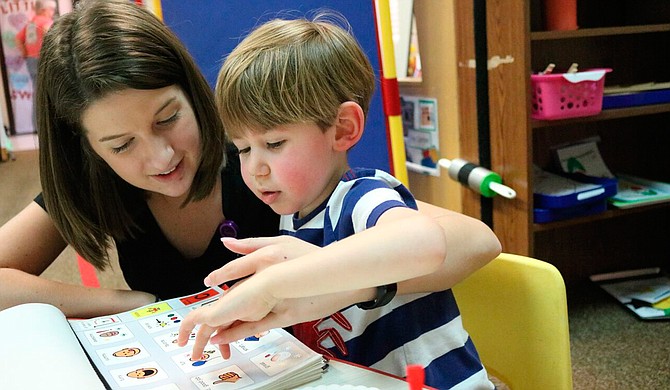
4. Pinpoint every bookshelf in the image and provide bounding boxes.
[441,1,670,284]
[488,1,670,282]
